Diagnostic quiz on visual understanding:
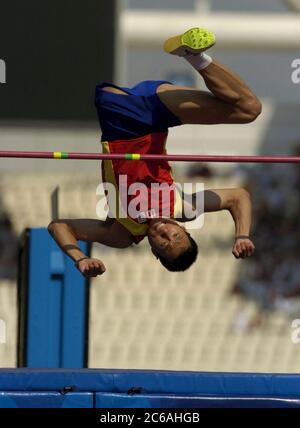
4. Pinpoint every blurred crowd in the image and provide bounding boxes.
[231,147,300,330]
